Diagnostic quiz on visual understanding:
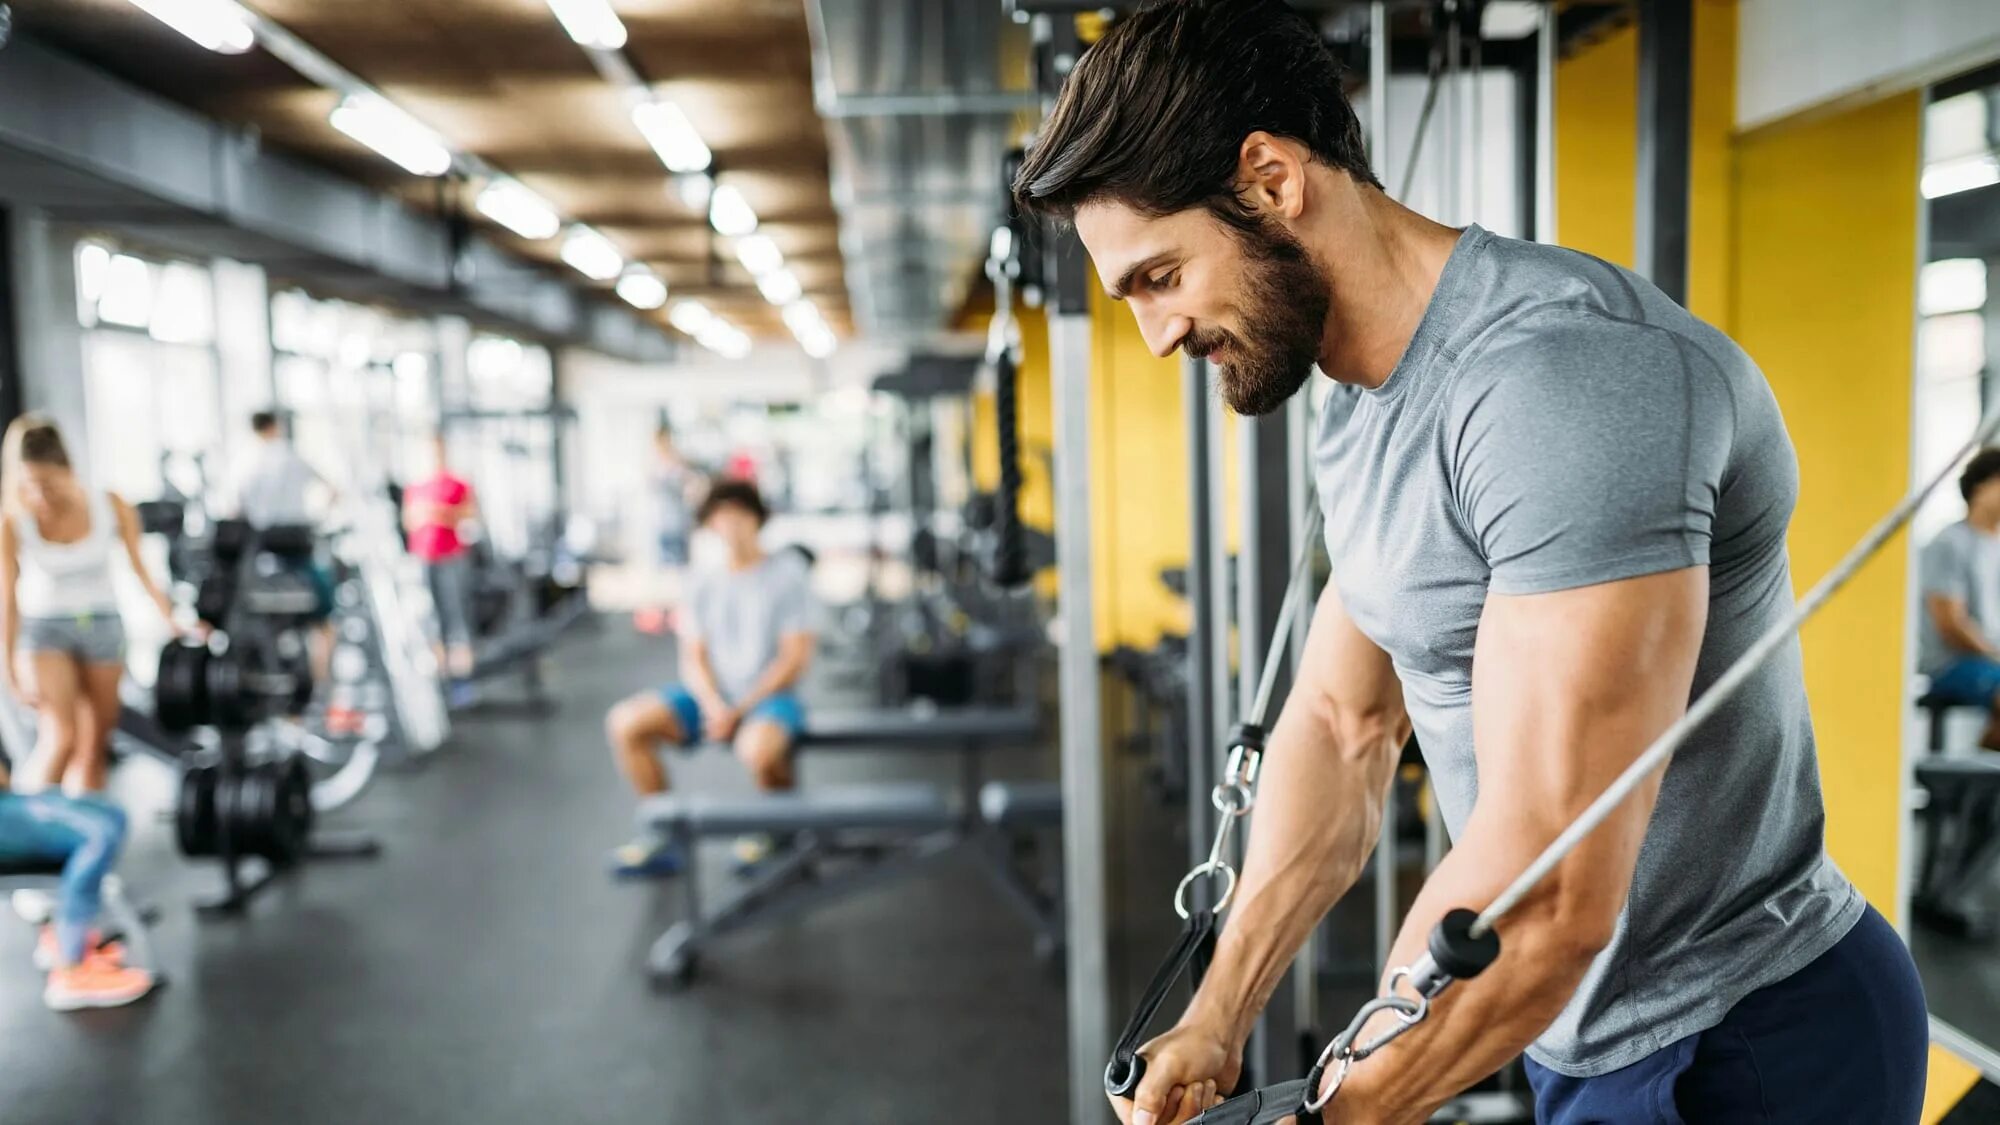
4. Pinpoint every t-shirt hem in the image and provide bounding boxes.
[1522,885,1866,1078]
[1488,545,1706,598]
